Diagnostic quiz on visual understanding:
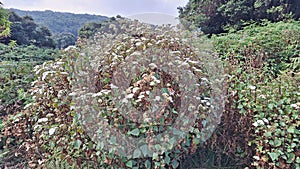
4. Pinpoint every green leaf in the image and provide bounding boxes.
[165,155,171,165]
[109,136,117,145]
[133,148,142,158]
[153,152,159,160]
[296,157,300,163]
[140,145,150,157]
[274,139,282,147]
[287,153,295,163]
[268,103,274,109]
[145,160,151,169]
[126,160,133,168]
[268,152,280,162]
[49,141,55,148]
[171,159,179,168]
[287,126,295,133]
[129,128,140,136]
[161,88,169,94]
[74,139,82,149]
[172,128,184,136]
